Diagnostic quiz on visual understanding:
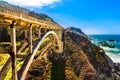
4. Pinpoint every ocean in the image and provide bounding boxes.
[89,34,120,63]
